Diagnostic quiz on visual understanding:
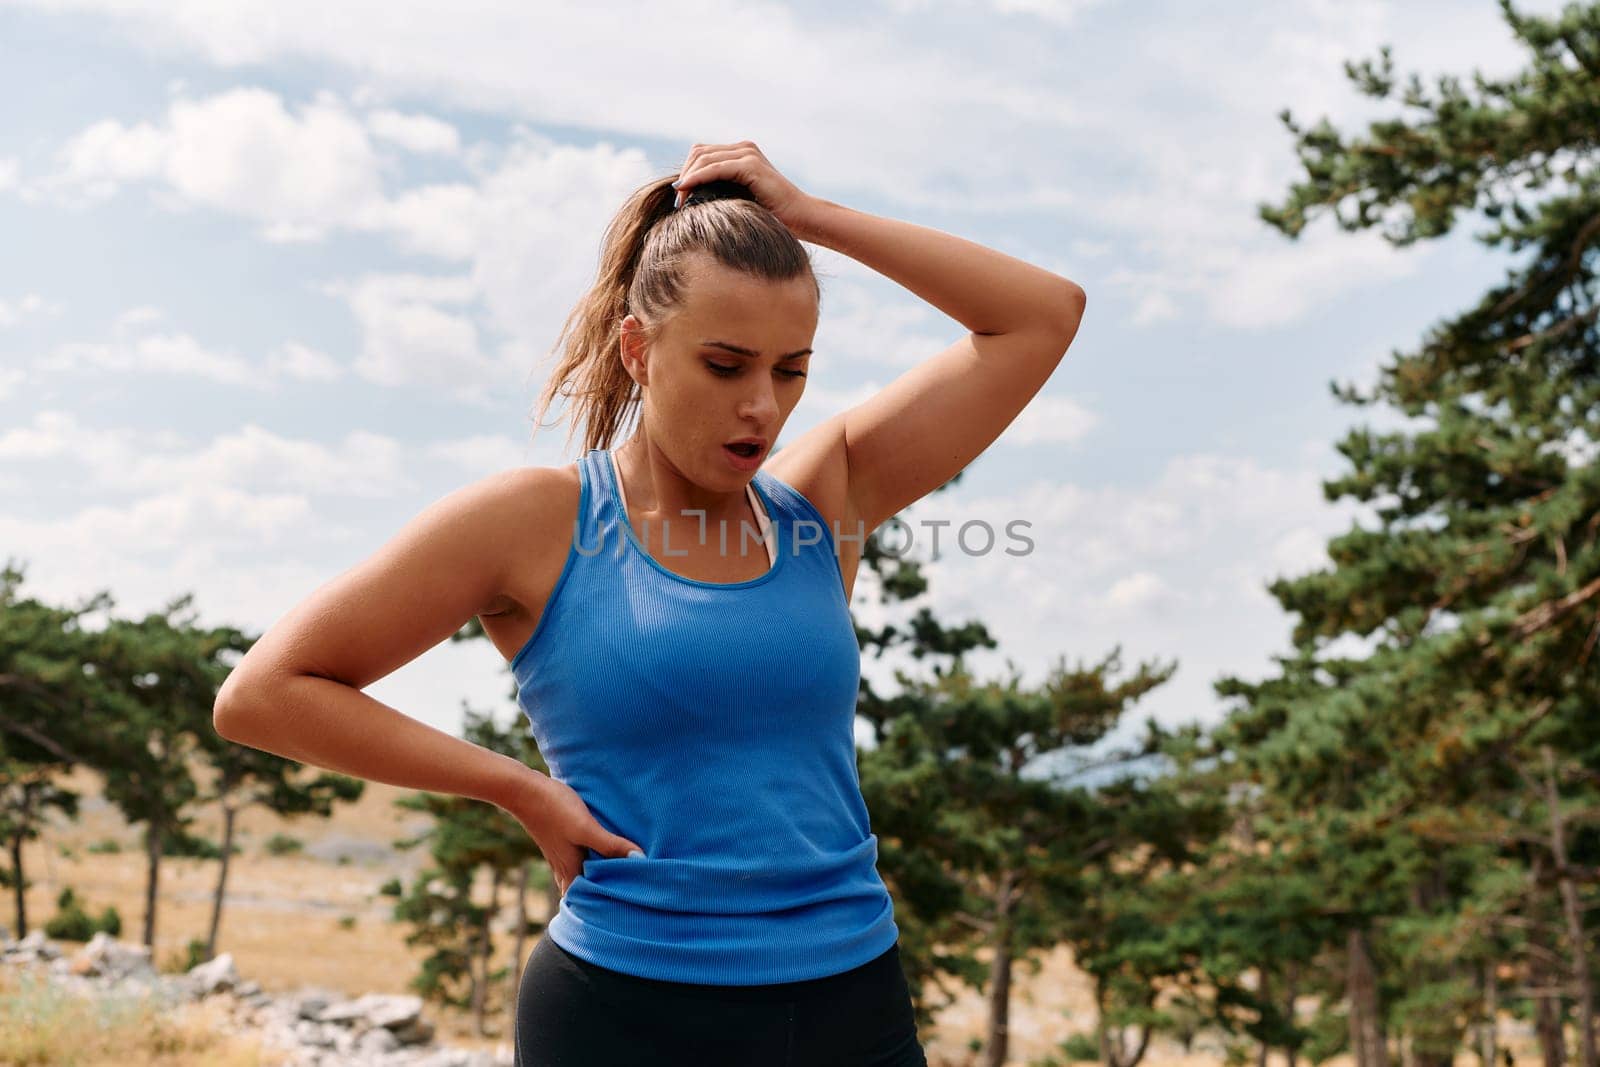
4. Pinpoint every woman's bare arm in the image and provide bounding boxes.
[212,467,563,814]
[793,196,1086,534]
